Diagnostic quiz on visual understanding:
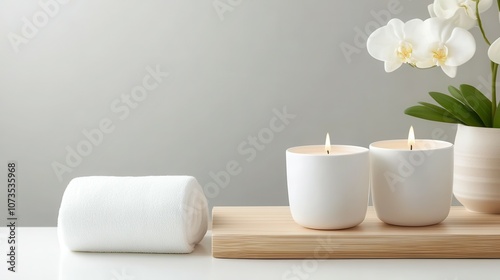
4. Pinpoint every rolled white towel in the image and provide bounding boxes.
[58,176,208,253]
